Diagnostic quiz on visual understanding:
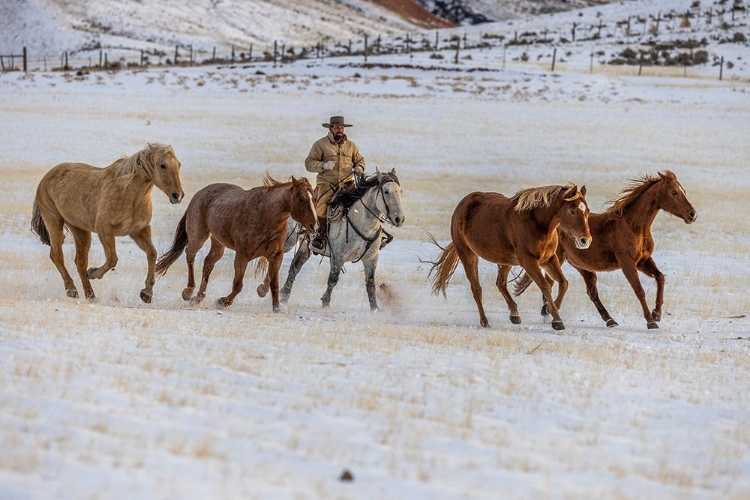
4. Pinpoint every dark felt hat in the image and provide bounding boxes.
[322,116,352,128]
